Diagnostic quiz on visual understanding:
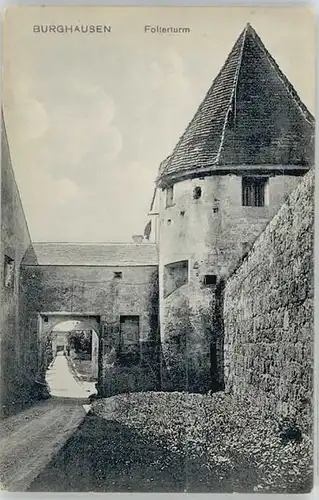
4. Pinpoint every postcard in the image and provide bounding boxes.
[0,5,315,494]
